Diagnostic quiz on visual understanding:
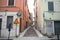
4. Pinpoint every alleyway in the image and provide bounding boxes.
[13,26,50,40]
[0,26,56,40]
[23,27,38,37]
